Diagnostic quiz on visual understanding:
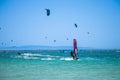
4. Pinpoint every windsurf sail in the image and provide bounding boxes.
[73,39,79,60]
